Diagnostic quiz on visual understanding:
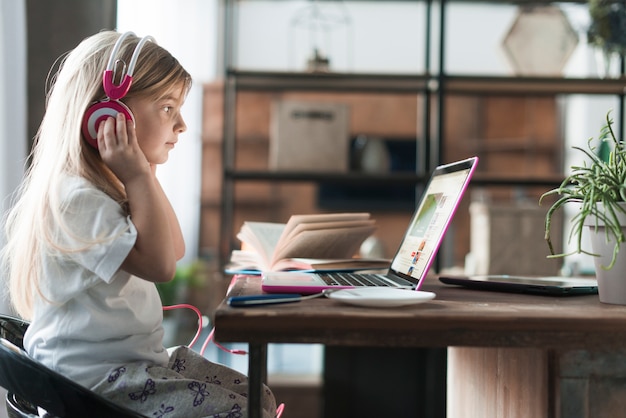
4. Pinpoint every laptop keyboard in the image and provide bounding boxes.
[318,272,393,287]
